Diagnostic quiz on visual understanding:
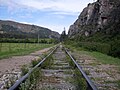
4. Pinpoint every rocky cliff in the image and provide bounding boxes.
[0,20,60,39]
[67,0,120,57]
[68,0,120,38]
